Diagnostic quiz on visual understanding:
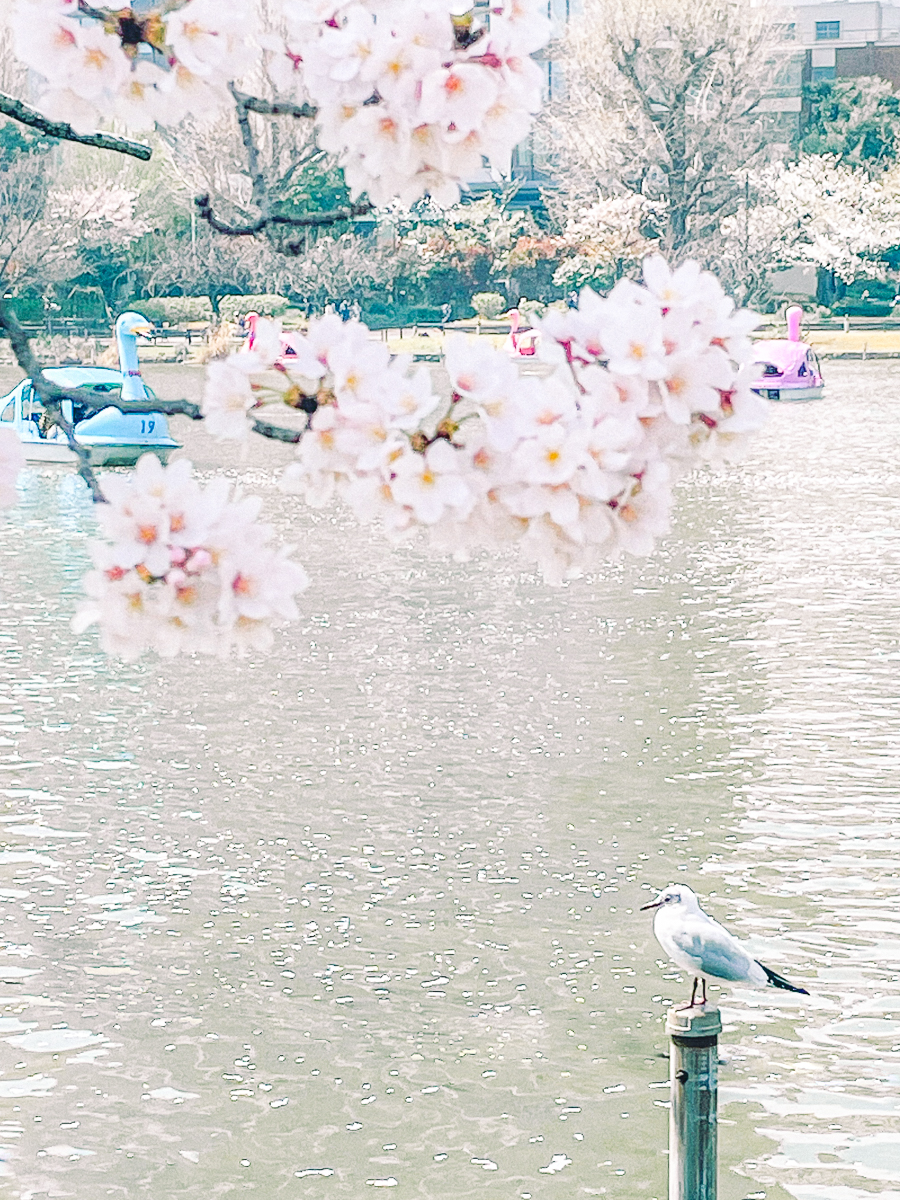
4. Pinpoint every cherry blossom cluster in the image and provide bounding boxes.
[202,312,444,454]
[202,257,767,585]
[72,454,308,660]
[276,0,551,206]
[9,0,258,131]
[8,0,550,204]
